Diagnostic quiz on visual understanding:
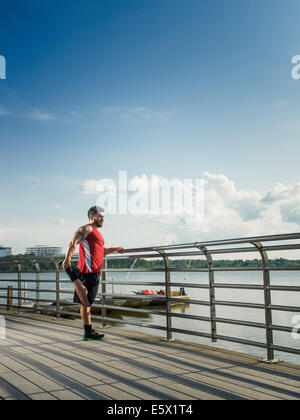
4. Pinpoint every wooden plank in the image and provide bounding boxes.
[170,352,242,370]
[17,352,63,369]
[0,363,13,374]
[150,376,226,400]
[133,378,200,400]
[18,370,67,393]
[104,382,161,400]
[101,360,158,380]
[0,372,44,396]
[68,363,116,385]
[0,355,30,372]
[52,365,105,388]
[30,392,57,400]
[50,389,85,400]
[183,371,283,400]
[223,366,300,399]
[93,362,142,381]
[0,378,29,400]
[92,384,140,400]
[132,356,199,375]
